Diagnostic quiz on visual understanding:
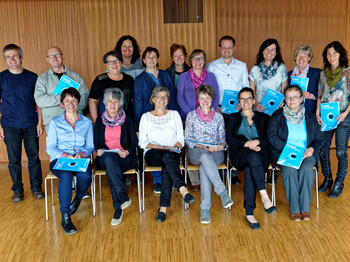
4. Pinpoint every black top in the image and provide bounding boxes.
[90,73,134,118]
[166,62,190,84]
[226,111,270,170]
